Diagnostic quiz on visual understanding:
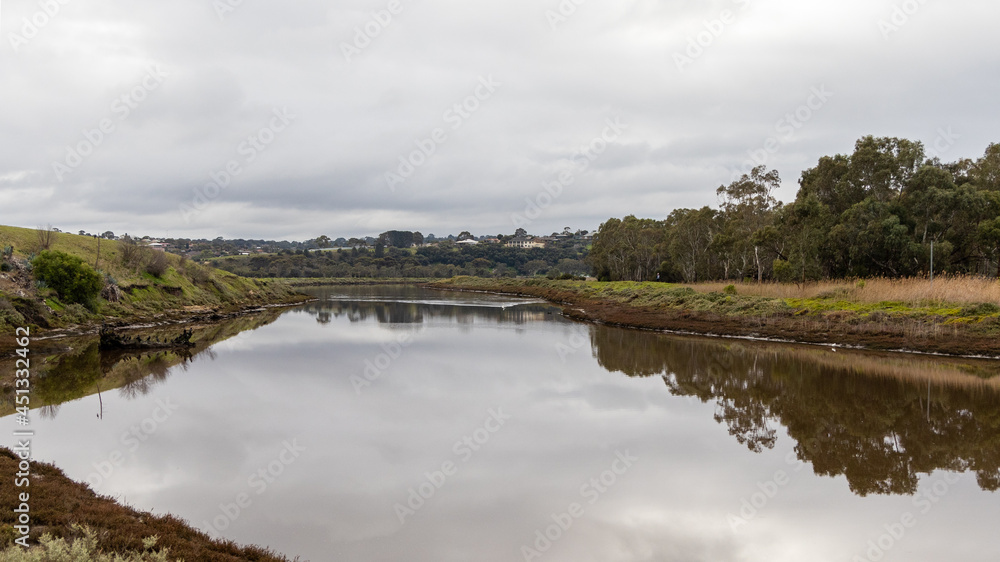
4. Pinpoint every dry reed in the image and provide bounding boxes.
[687,276,1000,306]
